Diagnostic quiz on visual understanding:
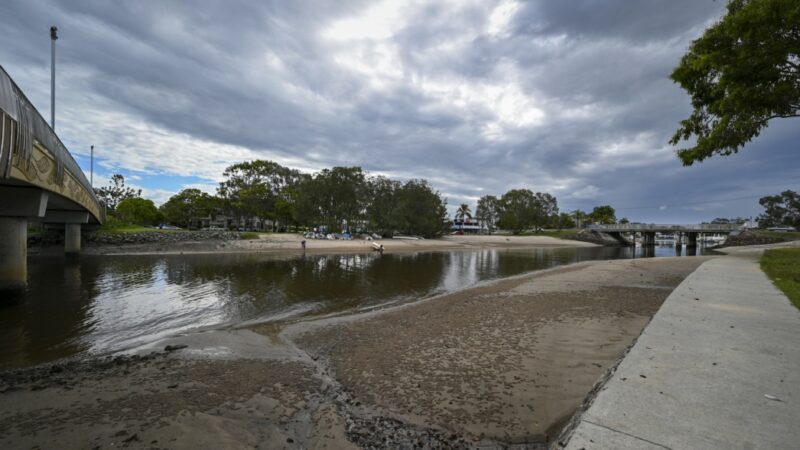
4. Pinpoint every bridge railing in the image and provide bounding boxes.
[0,65,103,221]
[586,224,742,232]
